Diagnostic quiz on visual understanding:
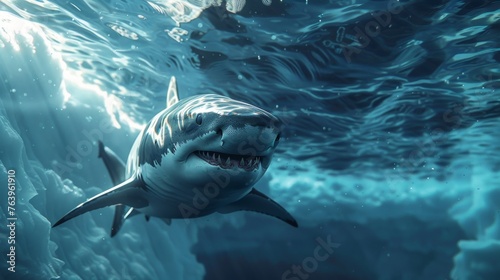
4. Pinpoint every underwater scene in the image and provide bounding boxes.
[1,0,499,279]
